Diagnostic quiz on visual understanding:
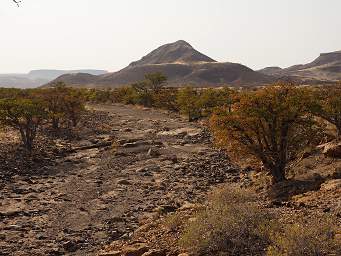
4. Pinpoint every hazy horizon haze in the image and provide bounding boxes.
[1,0,341,73]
